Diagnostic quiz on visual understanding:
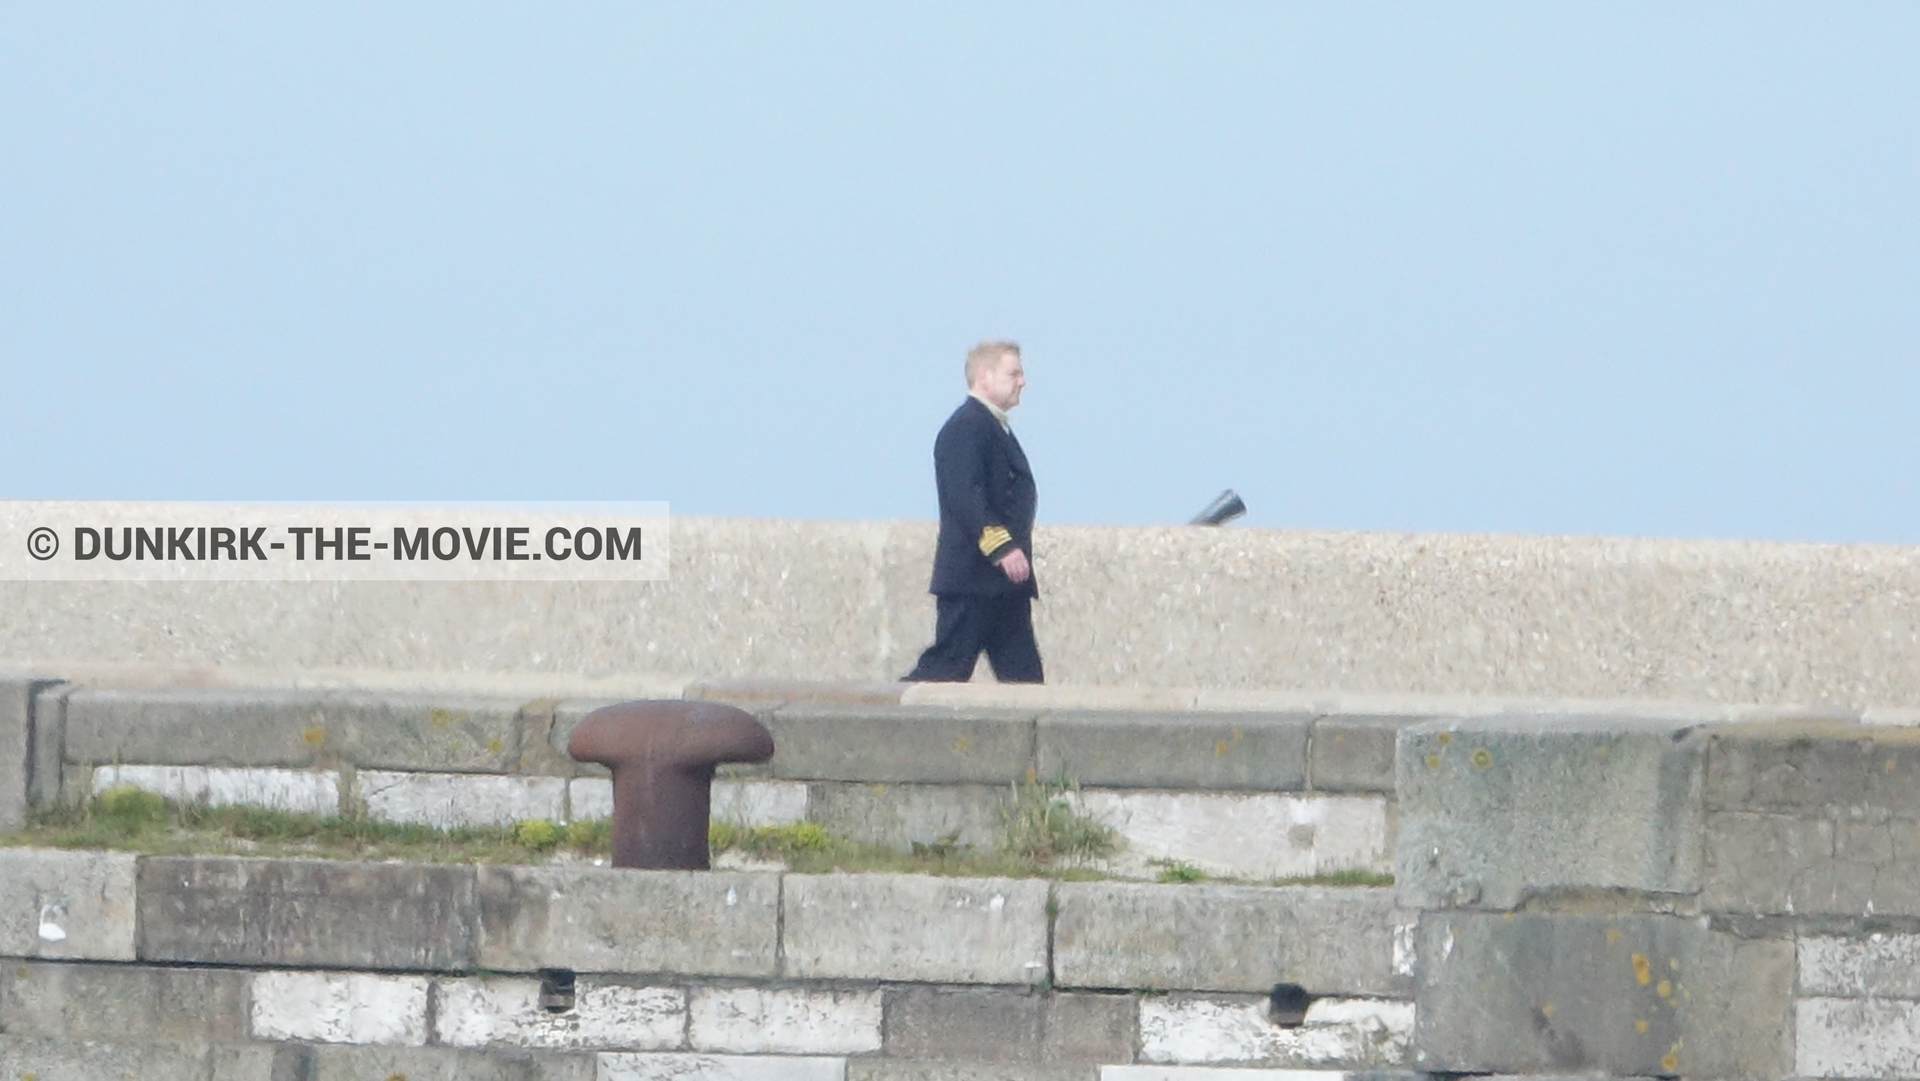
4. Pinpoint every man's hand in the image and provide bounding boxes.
[997,548,1031,584]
